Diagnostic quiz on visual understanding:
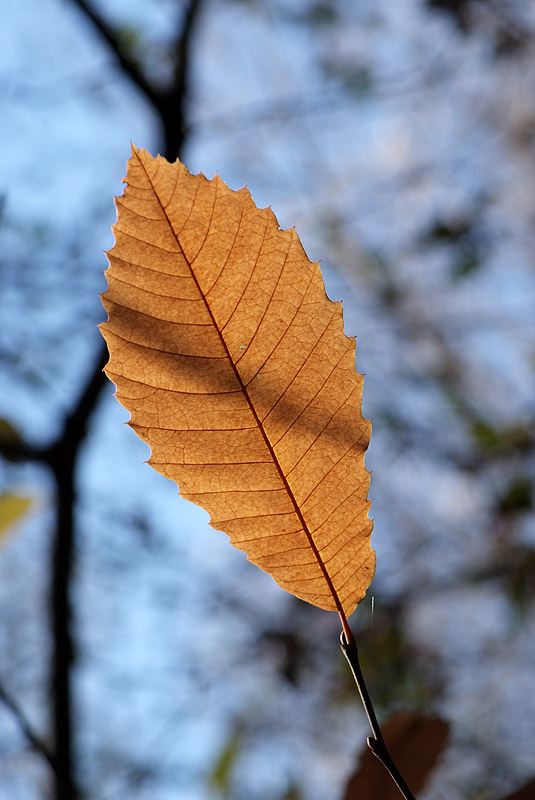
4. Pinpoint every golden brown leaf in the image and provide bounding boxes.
[100,146,374,623]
